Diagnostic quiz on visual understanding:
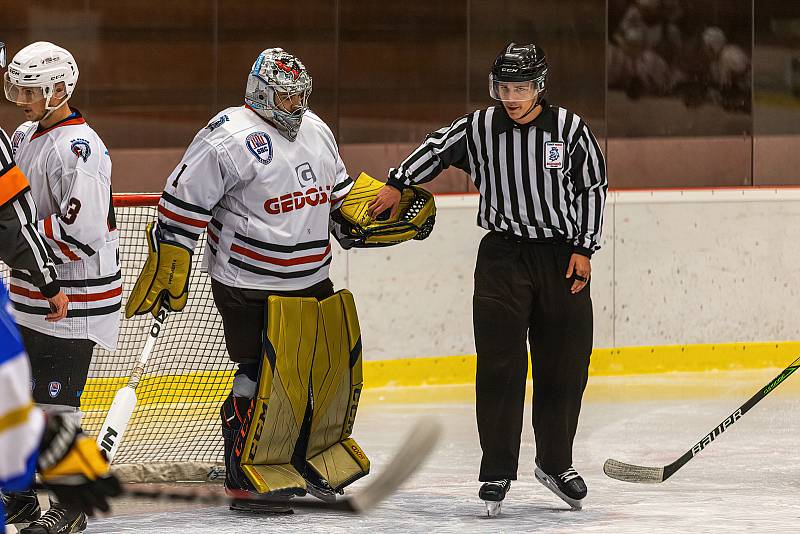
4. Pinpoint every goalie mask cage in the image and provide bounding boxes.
[4,194,236,482]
